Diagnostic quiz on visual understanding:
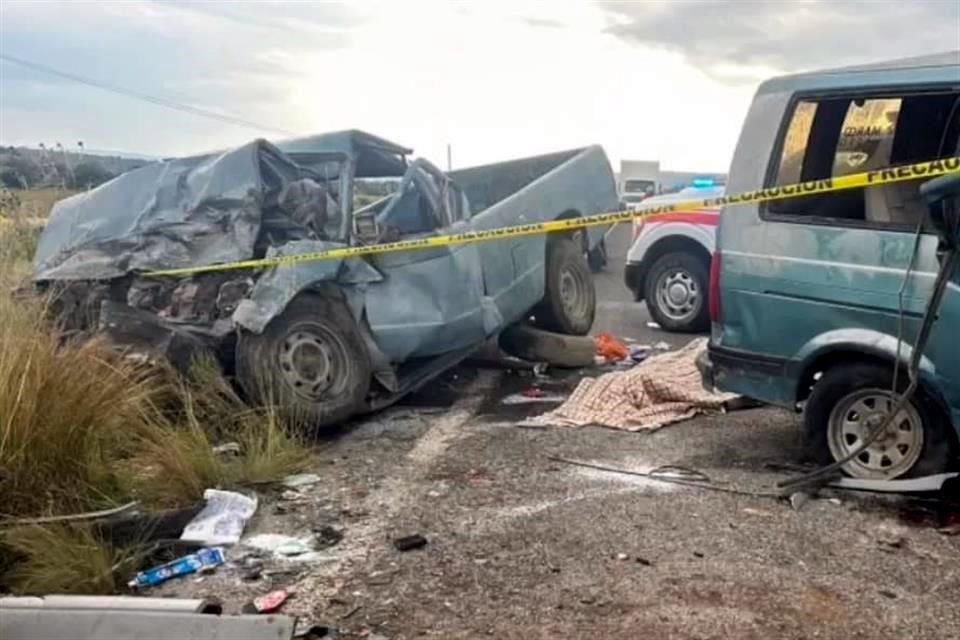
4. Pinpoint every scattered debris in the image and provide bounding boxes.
[243,533,330,563]
[874,523,908,549]
[211,442,241,456]
[282,473,323,489]
[294,621,337,638]
[339,605,362,620]
[501,389,567,405]
[653,341,670,351]
[646,321,661,330]
[693,551,705,558]
[393,534,428,552]
[128,547,225,589]
[548,455,779,498]
[628,344,649,363]
[524,339,738,431]
[313,524,344,549]
[616,553,629,561]
[242,565,264,582]
[181,489,258,546]
[879,590,898,599]
[789,491,812,512]
[595,332,629,362]
[742,507,775,517]
[635,556,653,566]
[829,472,959,493]
[277,539,313,557]
[245,589,291,614]
[1,500,140,528]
